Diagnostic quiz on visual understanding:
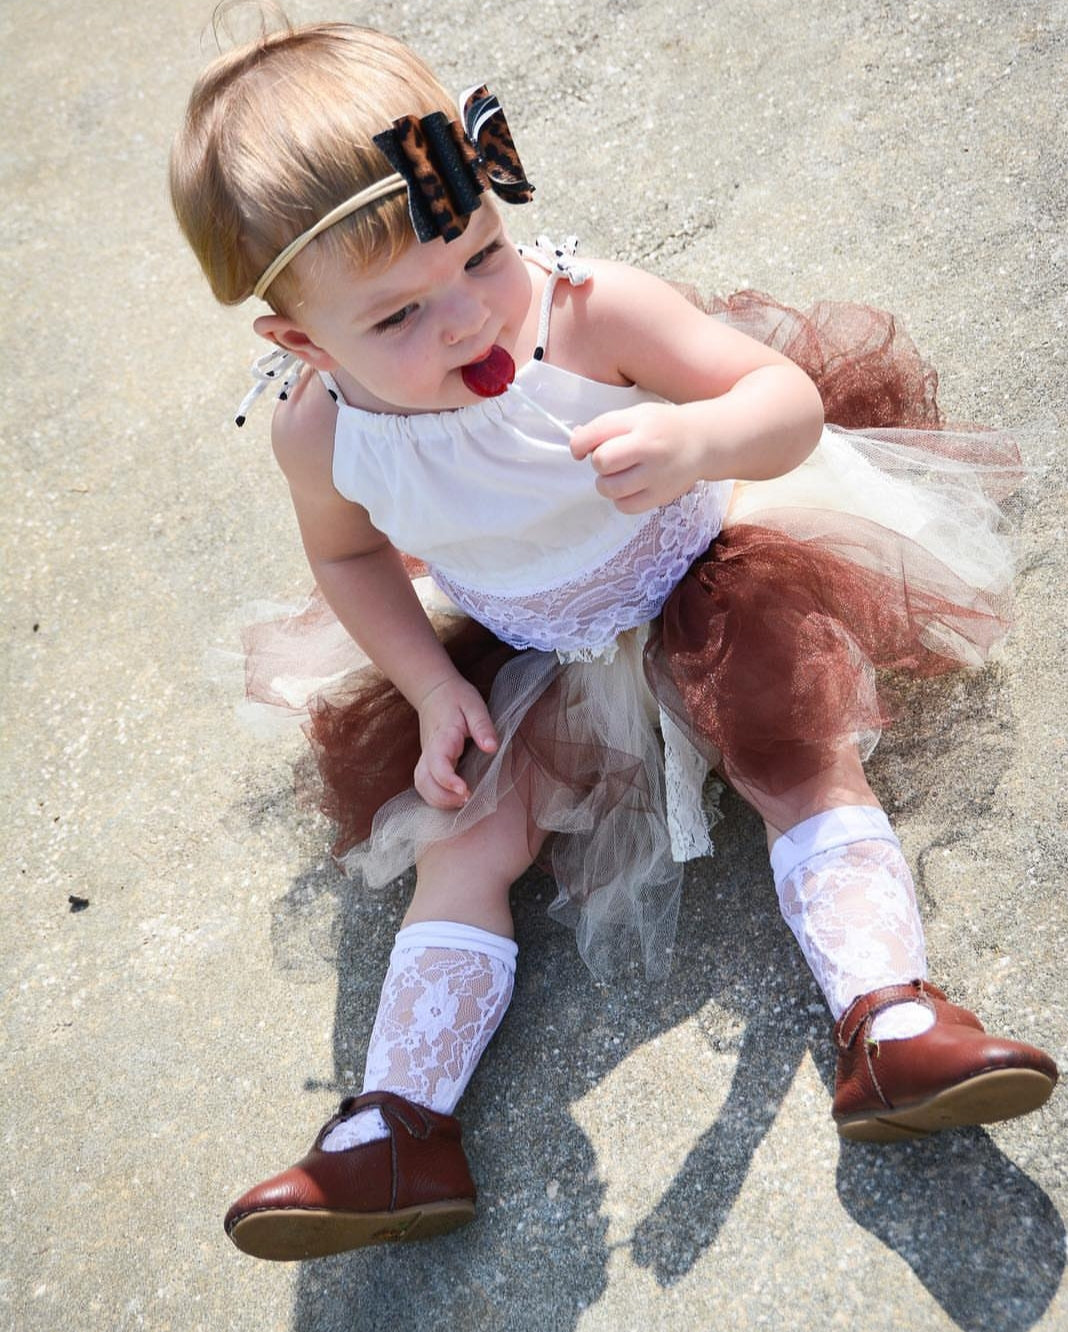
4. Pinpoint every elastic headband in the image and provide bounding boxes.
[250,84,533,302]
[252,175,407,301]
